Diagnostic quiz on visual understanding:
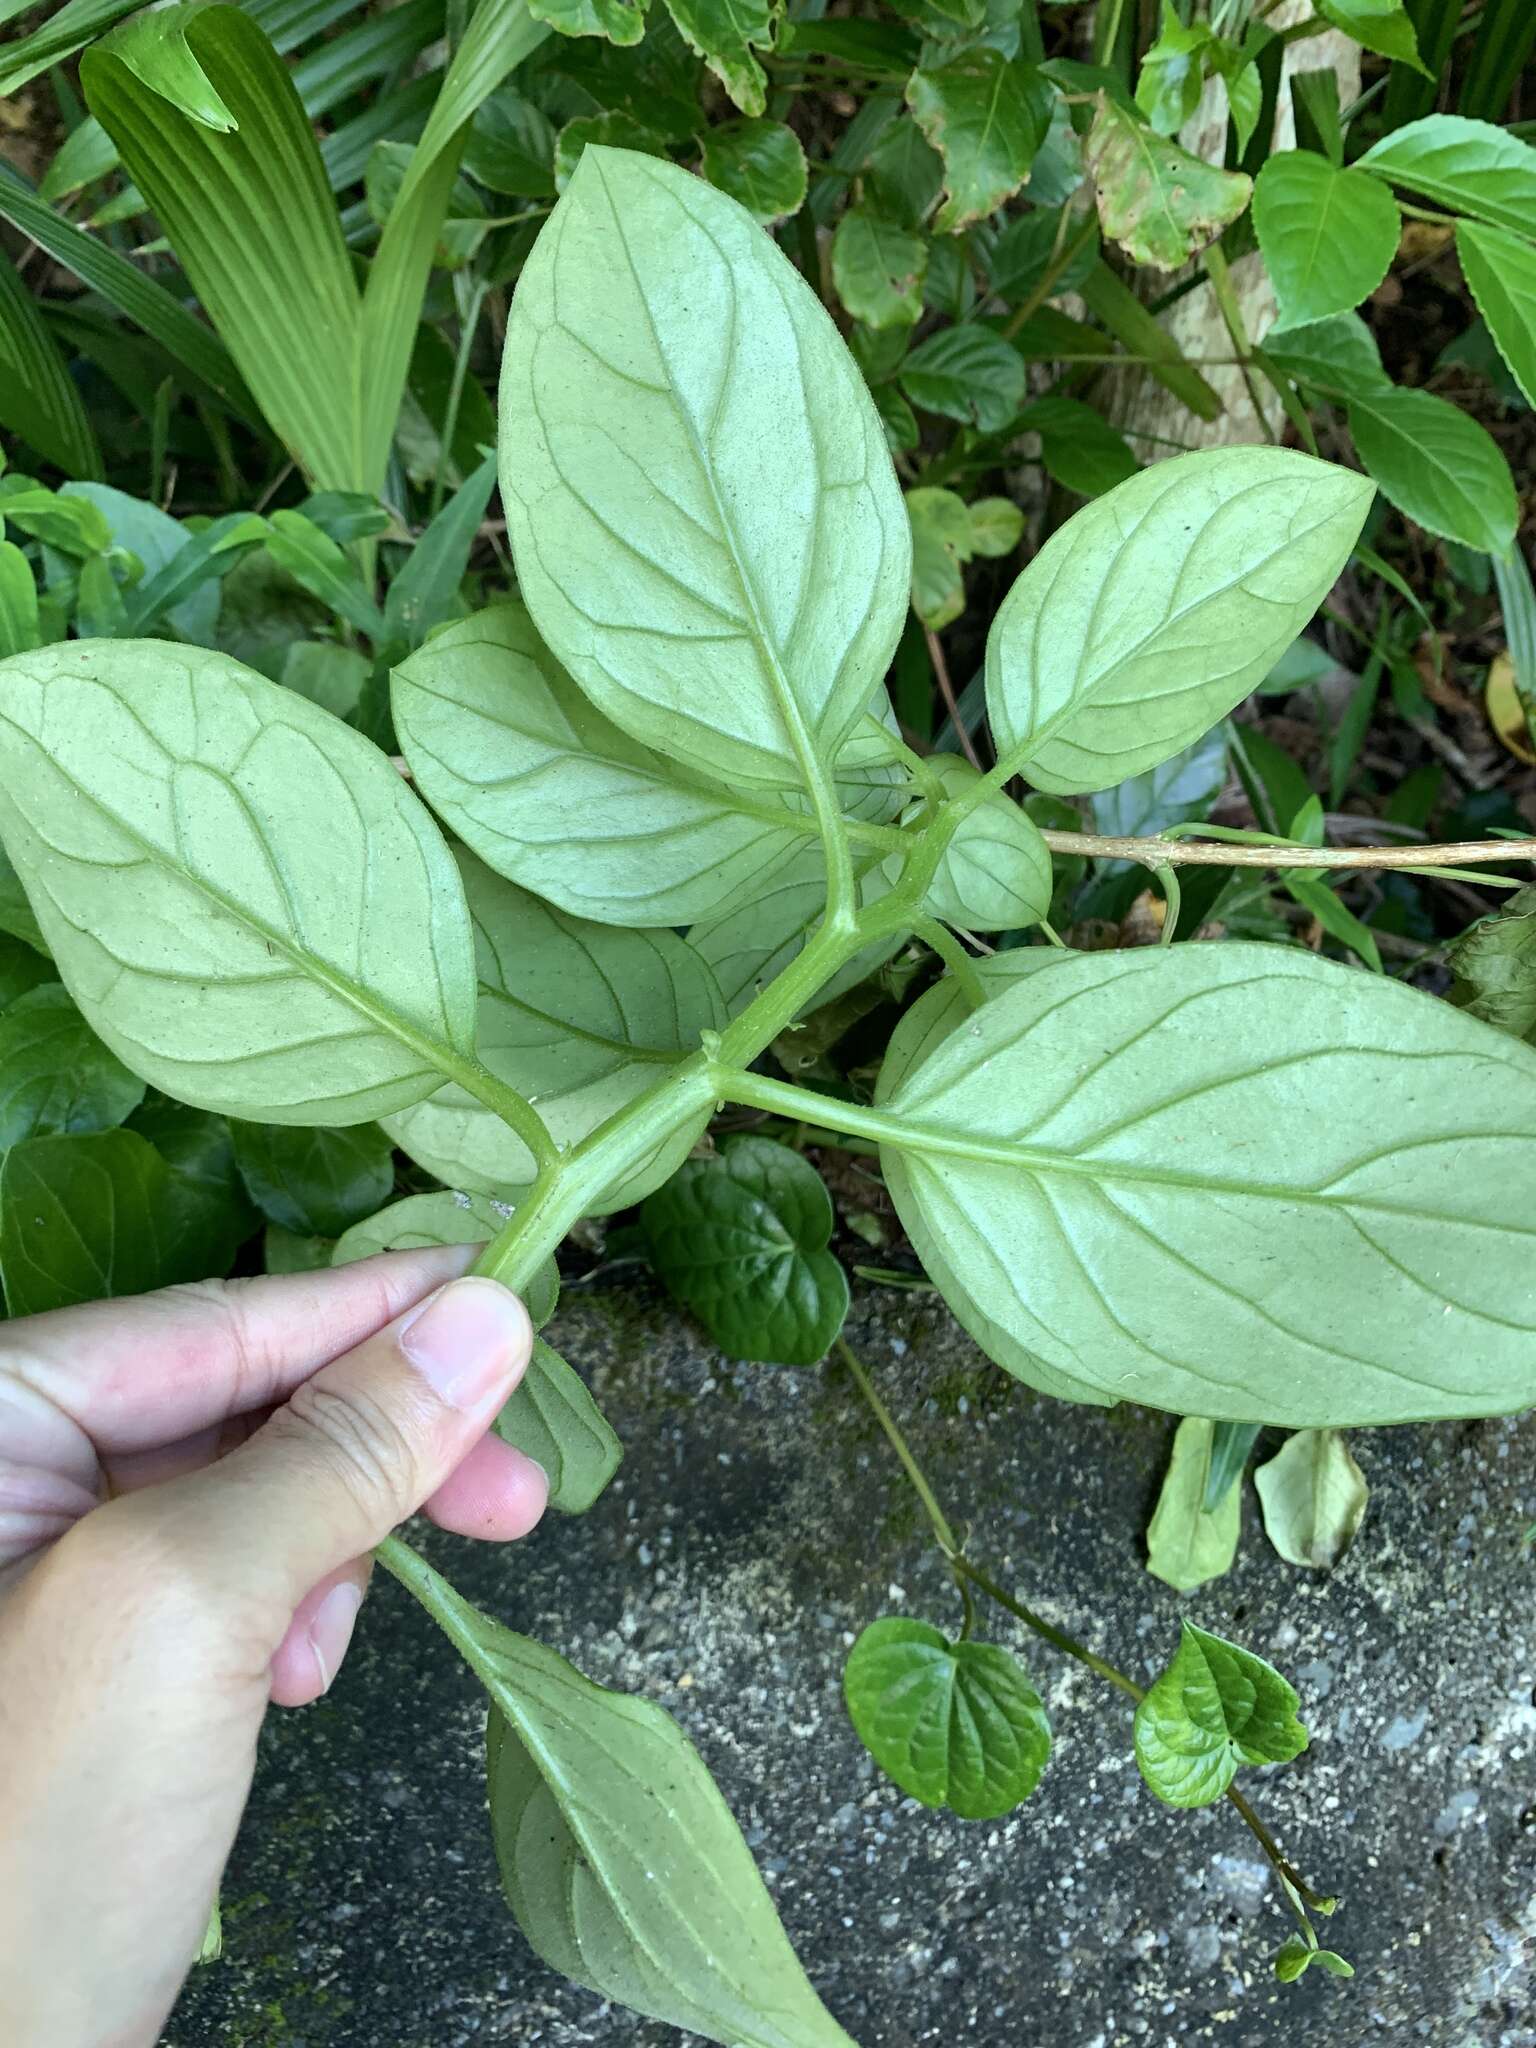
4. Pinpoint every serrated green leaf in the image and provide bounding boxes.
[384,850,724,1209]
[906,51,1052,235]
[701,118,806,224]
[874,943,1536,1424]
[1315,0,1425,68]
[1260,311,1389,399]
[1346,386,1516,556]
[900,325,1026,432]
[1146,1417,1241,1592]
[1134,1620,1307,1807]
[662,0,775,115]
[1448,884,1536,1040]
[499,147,908,794]
[231,1119,394,1238]
[1358,114,1536,235]
[1253,151,1400,329]
[844,1617,1051,1819]
[641,1135,848,1364]
[1254,1428,1368,1569]
[1084,96,1250,271]
[986,448,1371,795]
[1456,219,1536,410]
[393,604,830,927]
[0,640,478,1125]
[0,983,145,1156]
[832,208,928,330]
